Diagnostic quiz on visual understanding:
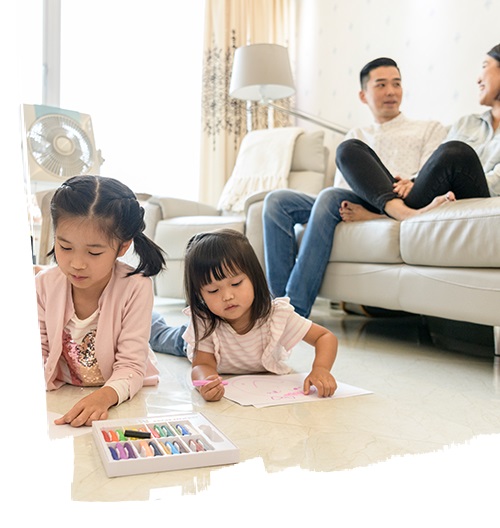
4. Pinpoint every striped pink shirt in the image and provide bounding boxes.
[183,298,312,375]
